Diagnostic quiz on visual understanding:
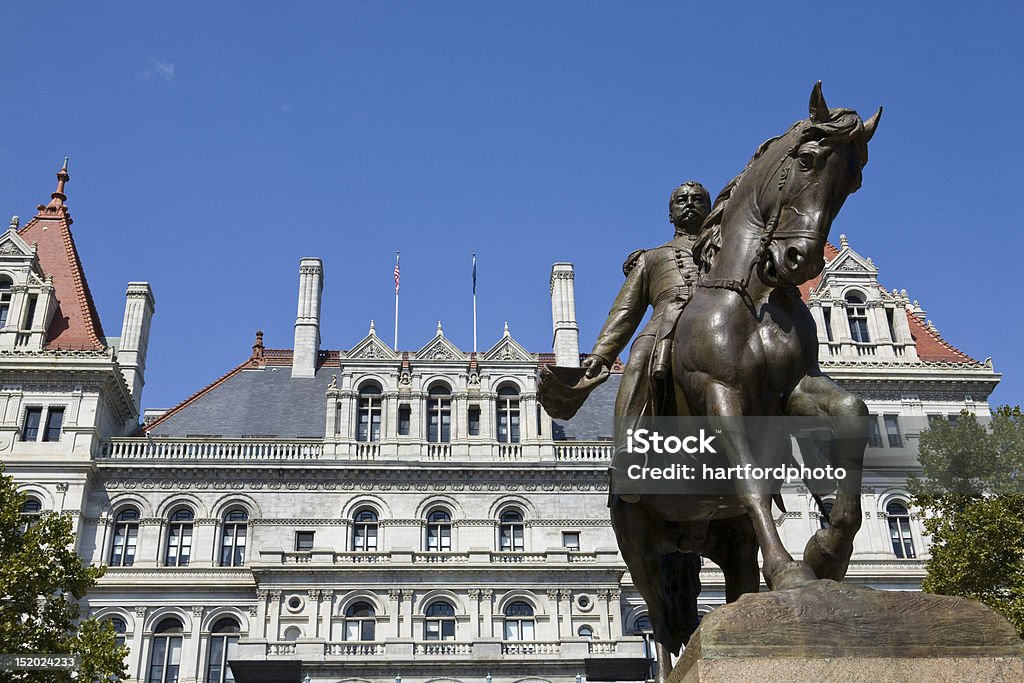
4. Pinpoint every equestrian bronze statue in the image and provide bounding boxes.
[540,82,880,681]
